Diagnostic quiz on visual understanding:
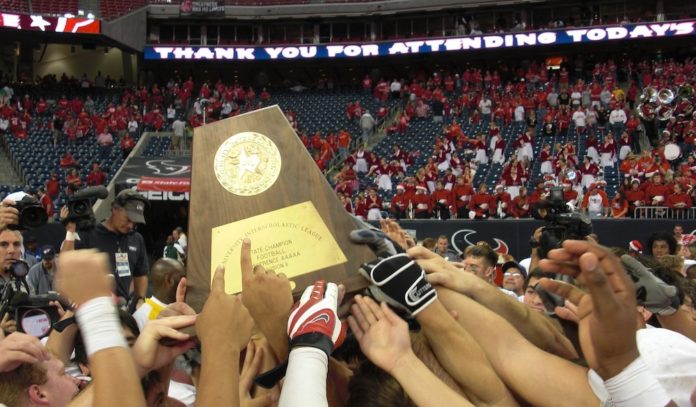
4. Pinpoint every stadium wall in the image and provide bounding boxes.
[32,44,137,83]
